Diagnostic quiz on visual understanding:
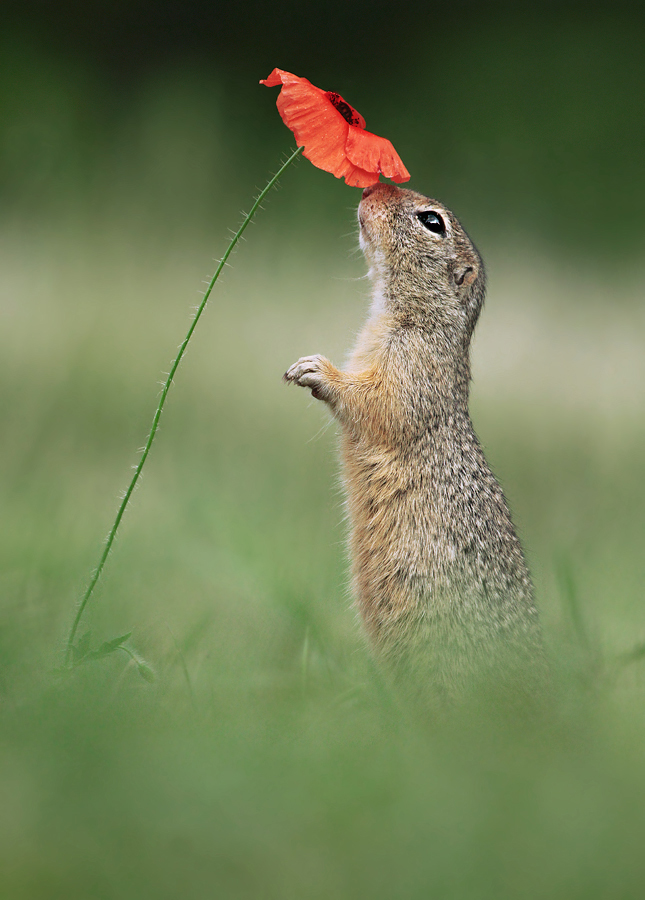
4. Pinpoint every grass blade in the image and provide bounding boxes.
[64,146,304,665]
